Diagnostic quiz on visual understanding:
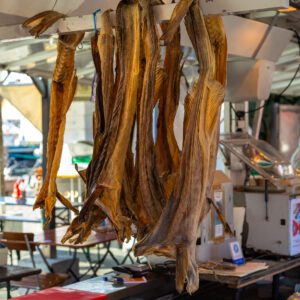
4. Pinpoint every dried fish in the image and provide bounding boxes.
[135,1,227,294]
[23,12,84,224]
[64,1,142,243]
[62,33,107,244]
[155,24,182,195]
[136,0,166,235]
[98,10,115,126]
[23,11,65,37]
[32,3,228,296]
[160,0,193,44]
